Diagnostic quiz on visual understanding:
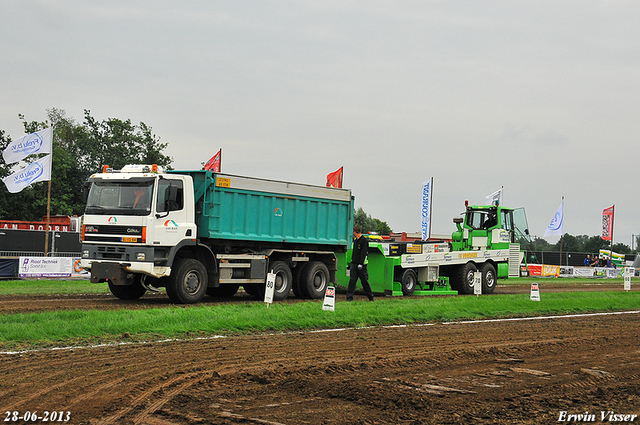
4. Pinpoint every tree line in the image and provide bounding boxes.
[0,109,172,221]
[525,234,638,255]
